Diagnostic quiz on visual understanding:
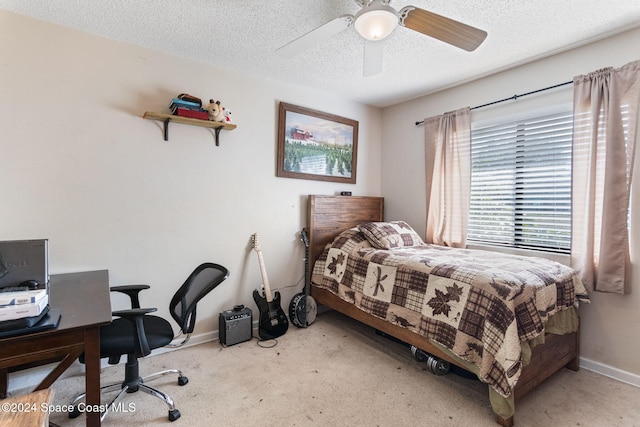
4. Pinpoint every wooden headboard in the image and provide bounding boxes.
[307,195,384,269]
